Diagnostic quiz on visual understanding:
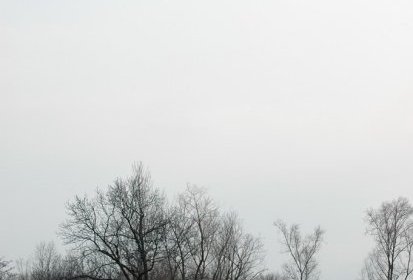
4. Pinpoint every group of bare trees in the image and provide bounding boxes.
[269,196,413,280]
[1,163,328,280]
[0,242,83,280]
[56,164,264,280]
[8,163,413,280]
